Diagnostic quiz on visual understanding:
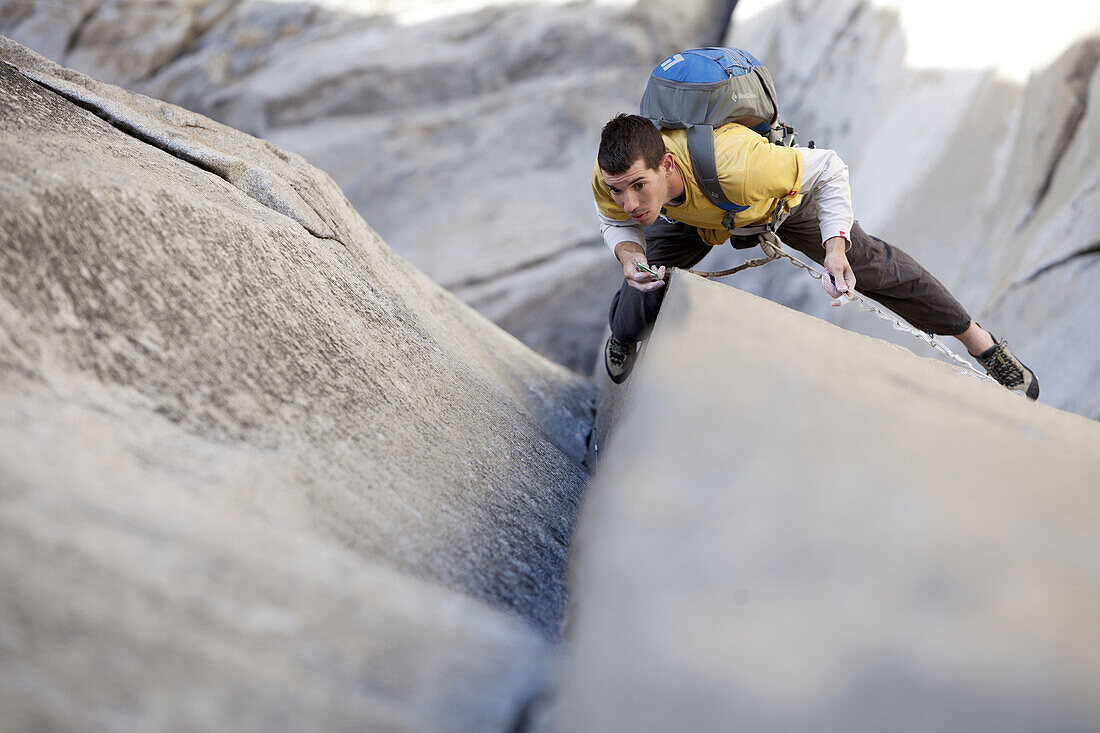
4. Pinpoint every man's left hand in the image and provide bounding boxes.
[821,236,855,307]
